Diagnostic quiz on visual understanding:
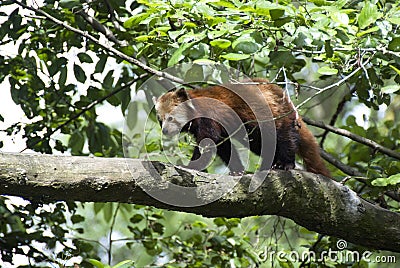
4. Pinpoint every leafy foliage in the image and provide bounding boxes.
[0,0,400,267]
